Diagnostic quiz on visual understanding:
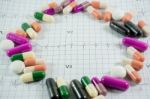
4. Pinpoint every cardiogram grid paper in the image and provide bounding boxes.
[0,0,150,99]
